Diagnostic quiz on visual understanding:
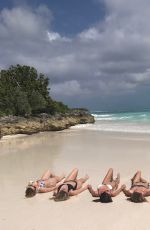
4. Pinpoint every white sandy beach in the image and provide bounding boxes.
[1,128,150,230]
